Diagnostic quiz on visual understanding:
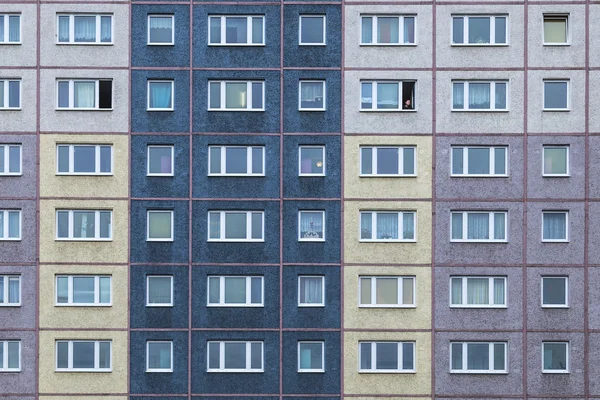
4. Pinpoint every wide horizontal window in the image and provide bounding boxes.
[209,146,264,176]
[147,210,173,242]
[360,146,416,176]
[147,145,174,176]
[209,81,264,111]
[299,146,325,176]
[543,342,568,373]
[147,341,173,372]
[452,15,507,45]
[450,276,506,307]
[299,80,326,111]
[0,210,20,240]
[298,275,325,307]
[208,276,263,307]
[56,210,112,241]
[451,146,507,176]
[147,80,174,111]
[361,80,416,111]
[208,15,264,45]
[0,275,20,306]
[57,14,112,44]
[360,276,415,307]
[56,144,112,175]
[298,211,325,241]
[360,211,416,242]
[543,145,569,176]
[542,276,568,308]
[56,275,111,306]
[361,15,416,45]
[452,81,507,111]
[146,275,173,307]
[299,15,325,45]
[207,341,263,372]
[544,80,569,110]
[208,211,264,242]
[0,144,21,175]
[148,15,174,45]
[0,15,20,44]
[56,340,111,372]
[0,341,20,371]
[451,342,507,373]
[542,211,568,242]
[298,341,324,372]
[451,211,506,242]
[0,79,20,109]
[359,342,415,373]
[56,79,112,110]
